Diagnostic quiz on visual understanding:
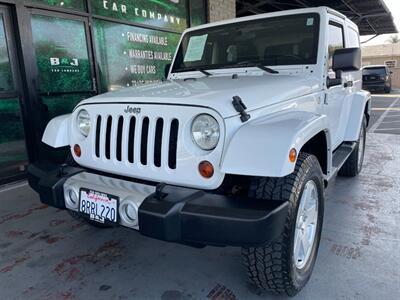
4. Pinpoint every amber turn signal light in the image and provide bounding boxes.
[74,144,82,157]
[289,148,297,163]
[199,161,214,178]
